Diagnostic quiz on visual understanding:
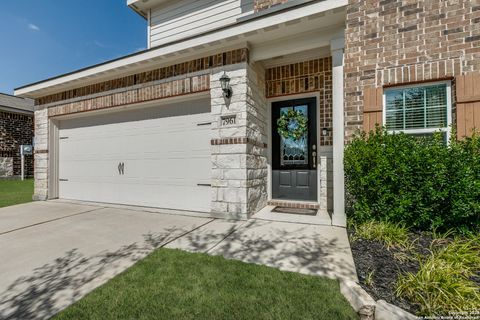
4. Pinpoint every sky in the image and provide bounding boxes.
[0,0,146,94]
